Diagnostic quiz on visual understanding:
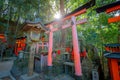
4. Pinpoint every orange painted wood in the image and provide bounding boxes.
[46,8,86,26]
[106,5,120,13]
[108,59,113,80]
[46,18,87,33]
[119,65,120,74]
[62,22,71,29]
[108,16,120,23]
[115,47,118,52]
[14,38,26,56]
[51,27,59,32]
[105,47,109,51]
[0,36,4,39]
[0,34,5,39]
[71,16,82,76]
[112,47,116,52]
[63,8,86,21]
[110,59,120,80]
[47,25,53,66]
